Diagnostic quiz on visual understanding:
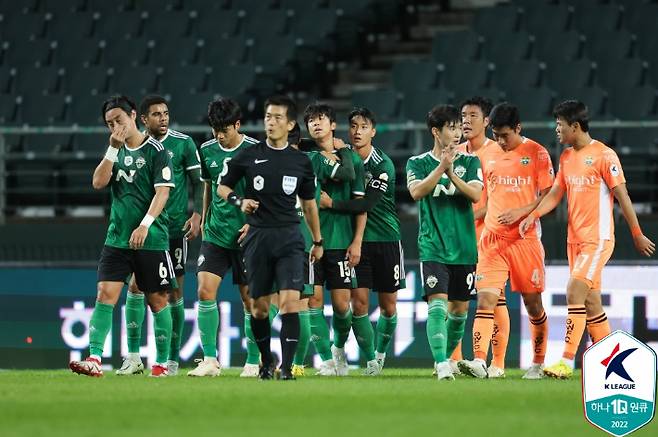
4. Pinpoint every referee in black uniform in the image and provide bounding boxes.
[218,95,323,380]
